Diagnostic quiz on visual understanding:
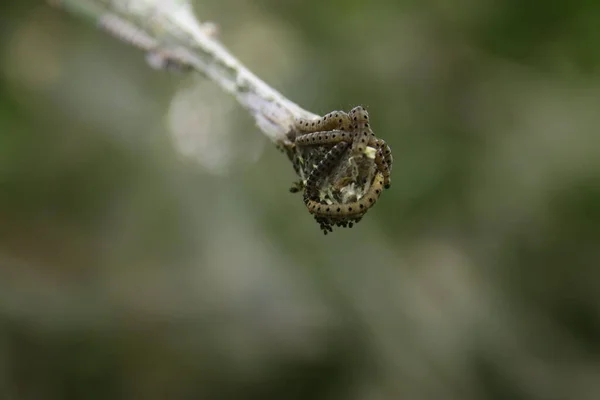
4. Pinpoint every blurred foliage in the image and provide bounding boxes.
[2,0,600,399]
